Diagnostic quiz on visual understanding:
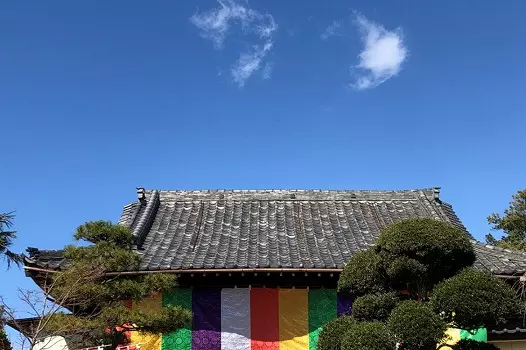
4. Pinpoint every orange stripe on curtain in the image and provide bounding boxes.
[129,293,162,350]
[279,289,309,350]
